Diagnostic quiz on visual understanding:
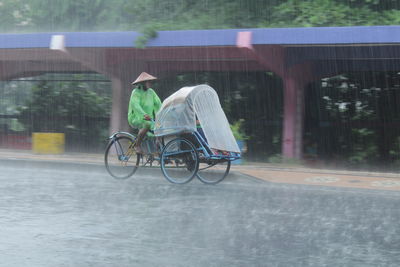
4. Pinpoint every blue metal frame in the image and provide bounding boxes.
[107,132,137,161]
[108,130,241,165]
[191,131,241,161]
